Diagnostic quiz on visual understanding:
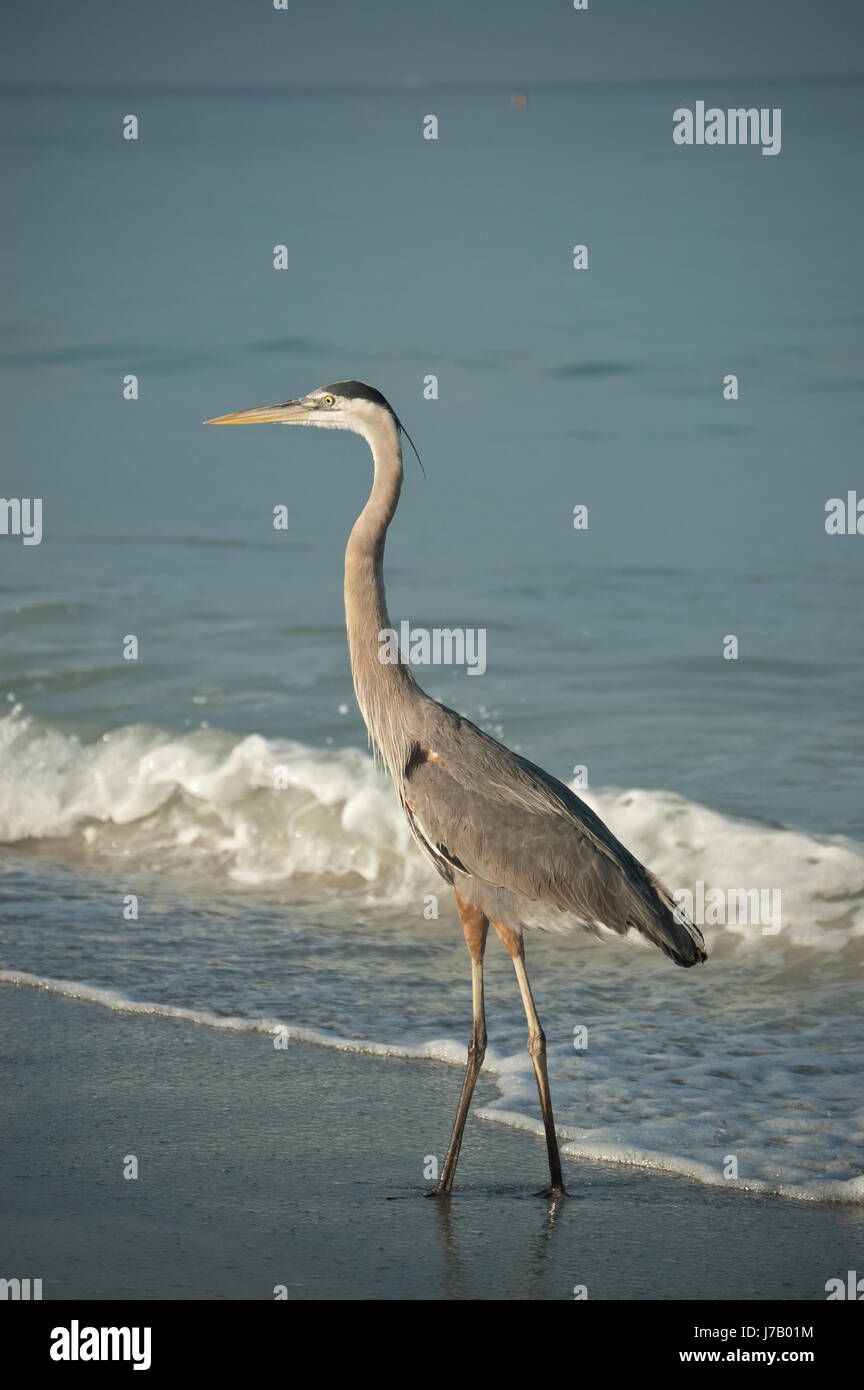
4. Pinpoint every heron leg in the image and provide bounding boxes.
[430,892,488,1197]
[495,924,567,1197]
